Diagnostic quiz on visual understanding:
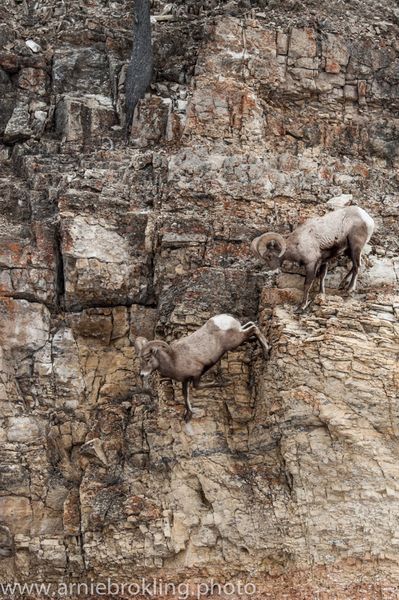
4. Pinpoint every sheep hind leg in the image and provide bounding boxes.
[346,244,362,293]
[339,242,362,293]
[240,322,269,357]
[338,268,353,290]
[182,380,193,422]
